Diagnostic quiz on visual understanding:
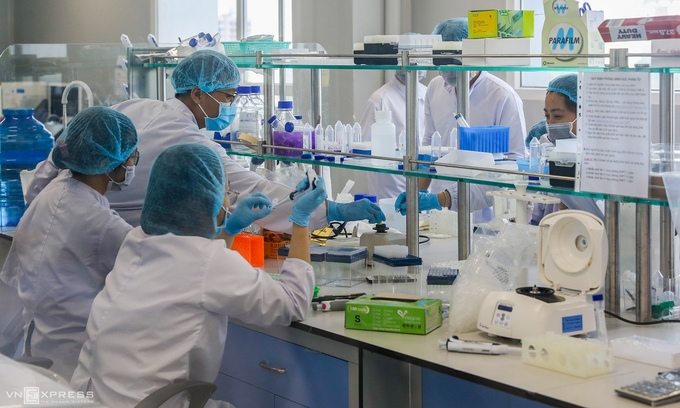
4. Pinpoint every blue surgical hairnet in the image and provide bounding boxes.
[140,143,226,238]
[547,74,578,104]
[432,18,469,42]
[171,50,241,94]
[525,119,547,149]
[52,106,138,175]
